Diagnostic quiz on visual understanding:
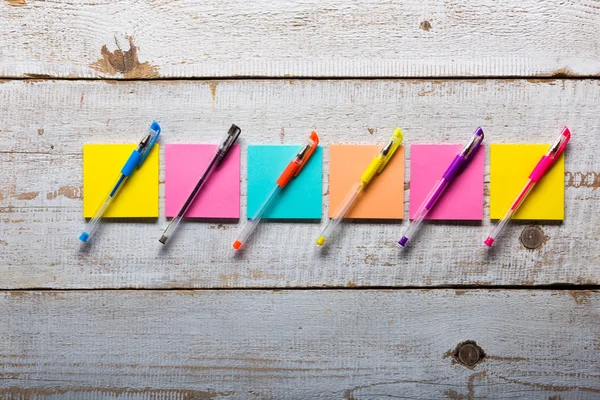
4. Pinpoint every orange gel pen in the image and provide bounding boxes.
[233,132,319,250]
